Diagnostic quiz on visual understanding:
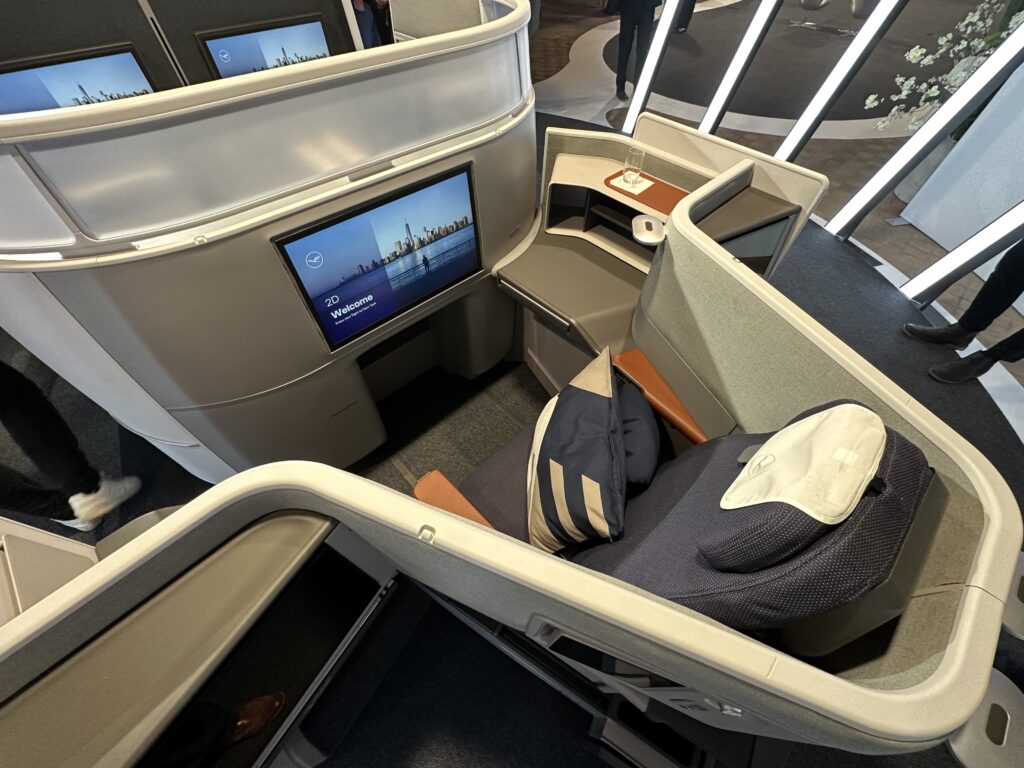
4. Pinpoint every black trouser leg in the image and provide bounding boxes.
[958,239,1024,334]
[675,0,697,29]
[634,11,654,79]
[0,463,72,519]
[984,329,1024,363]
[0,361,99,507]
[617,11,639,89]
